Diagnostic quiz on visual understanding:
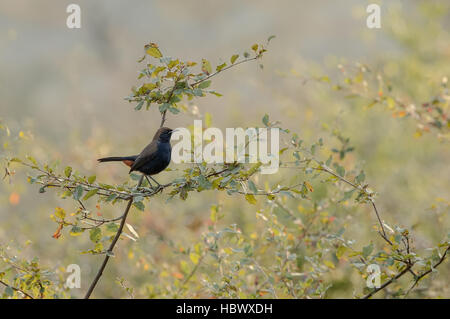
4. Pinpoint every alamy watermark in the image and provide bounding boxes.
[366,264,381,289]
[65,264,81,289]
[66,4,81,29]
[366,4,381,29]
